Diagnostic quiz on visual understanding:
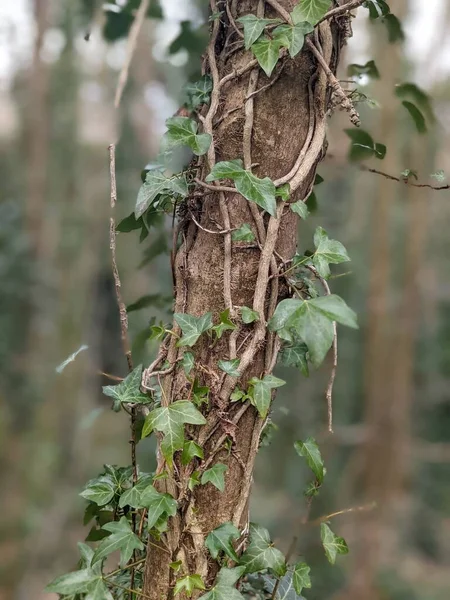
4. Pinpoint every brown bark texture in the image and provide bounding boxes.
[143,1,348,597]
